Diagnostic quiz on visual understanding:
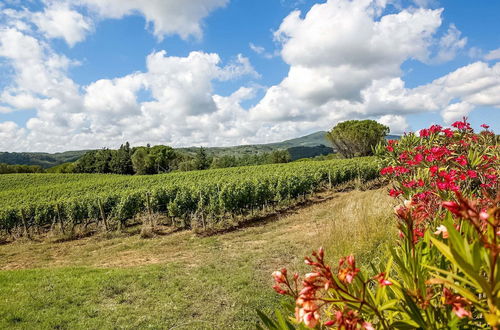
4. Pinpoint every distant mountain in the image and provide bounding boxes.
[179,131,333,160]
[0,131,401,168]
[266,131,331,148]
